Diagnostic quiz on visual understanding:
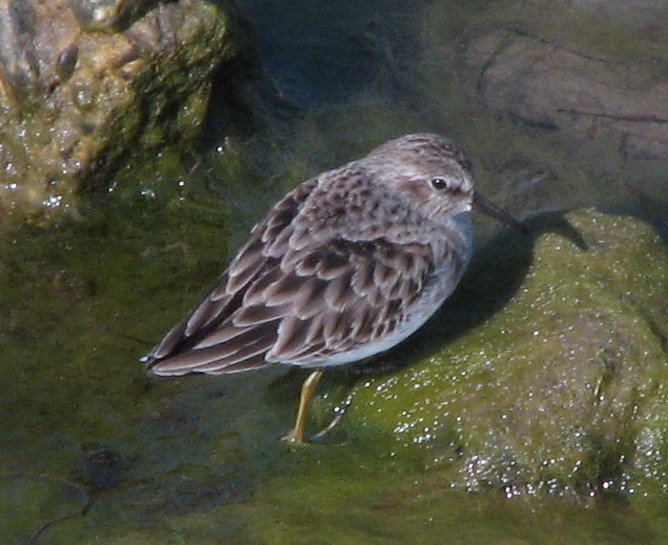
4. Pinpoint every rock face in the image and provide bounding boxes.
[342,210,667,499]
[466,30,668,162]
[384,0,668,239]
[0,0,241,225]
